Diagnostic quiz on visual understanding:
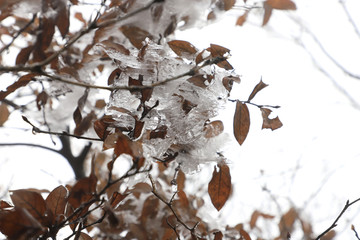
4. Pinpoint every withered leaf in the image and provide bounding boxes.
[120,25,152,49]
[140,196,159,225]
[101,39,130,55]
[248,79,268,101]
[0,73,38,101]
[222,76,241,93]
[279,207,297,234]
[74,111,96,136]
[132,119,144,139]
[10,189,47,224]
[150,125,167,139]
[79,232,93,240]
[109,191,129,208]
[45,185,68,225]
[222,0,236,11]
[114,132,134,158]
[204,120,224,138]
[239,228,252,240]
[236,12,248,26]
[151,4,163,22]
[164,15,177,37]
[233,101,250,145]
[67,176,97,209]
[73,88,89,126]
[15,45,33,65]
[0,207,43,239]
[0,200,12,209]
[260,108,283,130]
[54,1,69,38]
[213,231,223,240]
[187,74,213,88]
[0,104,10,126]
[250,210,275,229]
[208,162,231,211]
[108,68,122,85]
[93,115,114,140]
[168,40,197,58]
[207,44,230,57]
[36,91,48,111]
[266,0,297,10]
[182,99,197,114]
[263,2,273,26]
